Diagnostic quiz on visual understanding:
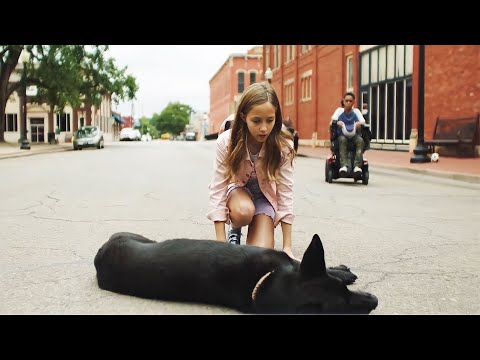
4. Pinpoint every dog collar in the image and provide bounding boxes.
[251,271,274,302]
